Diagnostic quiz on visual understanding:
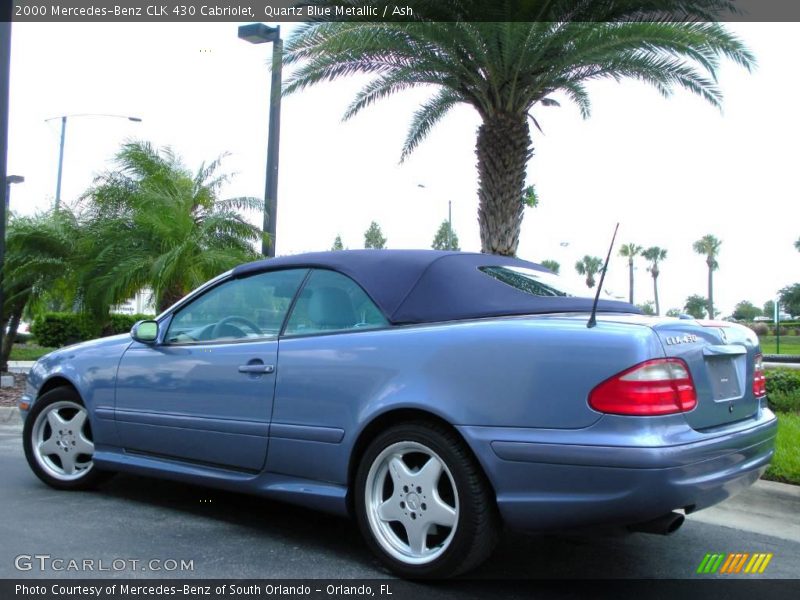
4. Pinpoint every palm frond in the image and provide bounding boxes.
[401,89,462,161]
